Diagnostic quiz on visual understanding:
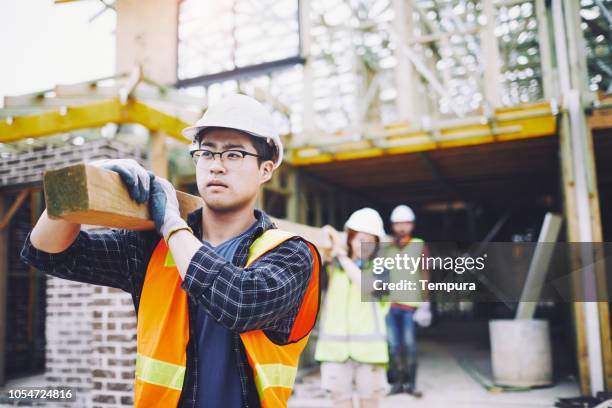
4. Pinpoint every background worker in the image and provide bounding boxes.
[315,208,389,408]
[21,94,320,408]
[384,205,432,397]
